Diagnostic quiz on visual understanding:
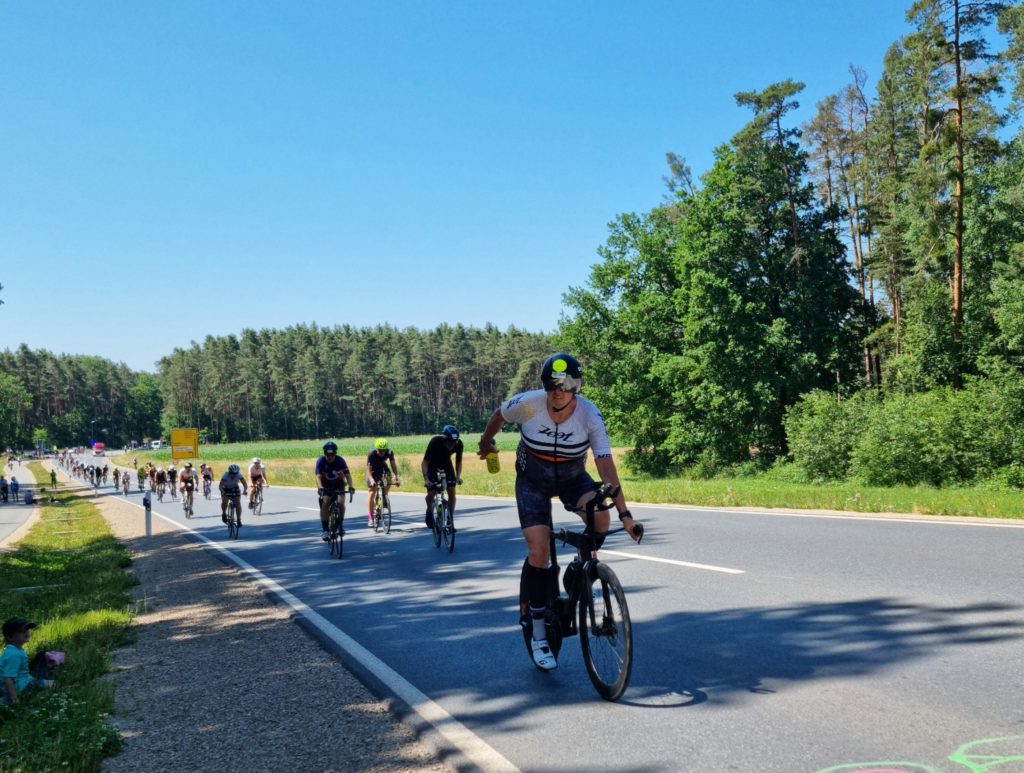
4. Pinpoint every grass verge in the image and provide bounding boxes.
[116,437,1024,519]
[0,462,134,771]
